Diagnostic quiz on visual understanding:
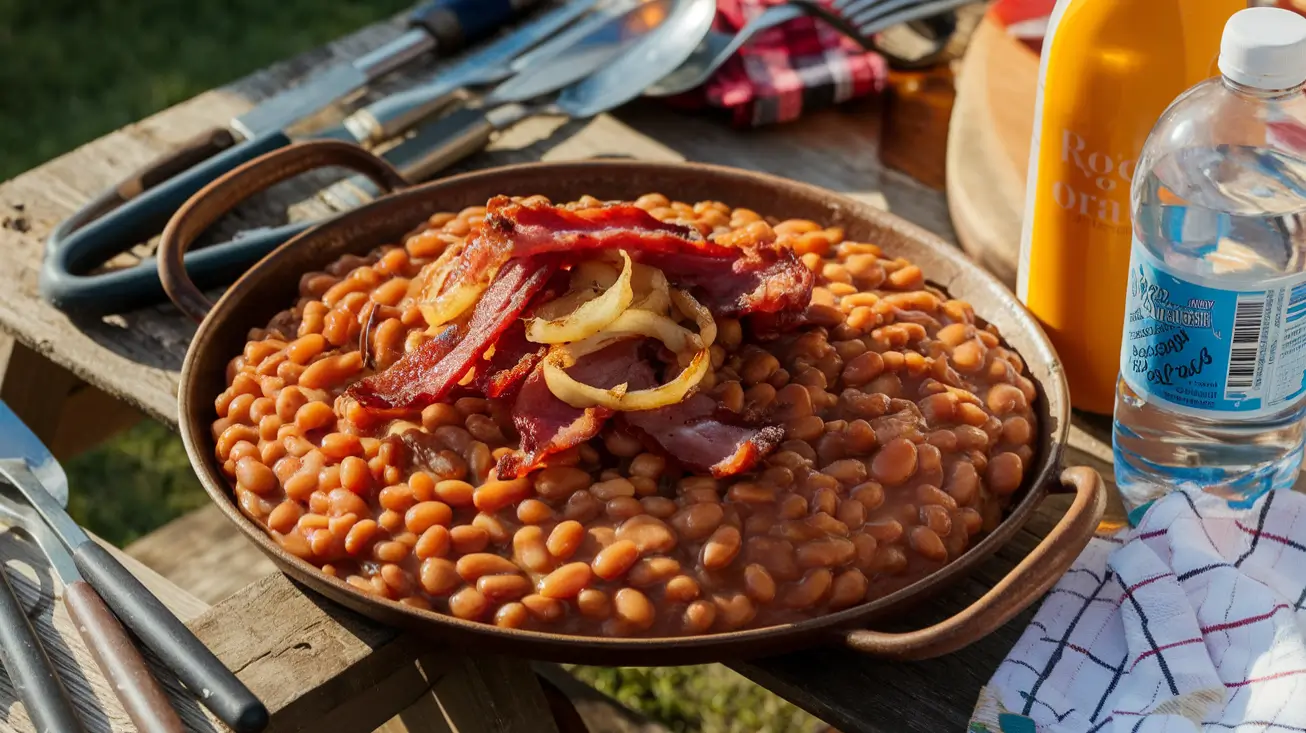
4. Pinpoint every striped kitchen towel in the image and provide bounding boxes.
[667,0,889,126]
[969,486,1306,733]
